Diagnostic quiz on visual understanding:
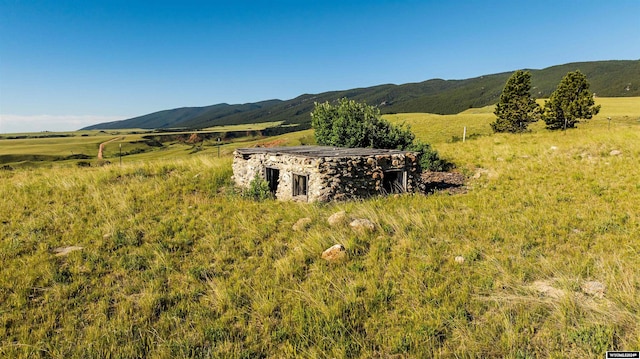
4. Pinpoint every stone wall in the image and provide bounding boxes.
[232,151,321,201]
[232,148,422,202]
[315,152,422,201]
